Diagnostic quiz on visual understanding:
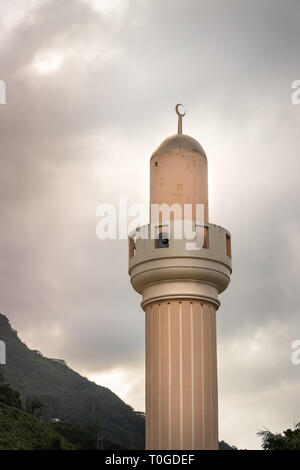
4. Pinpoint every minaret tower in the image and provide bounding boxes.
[129,105,232,450]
